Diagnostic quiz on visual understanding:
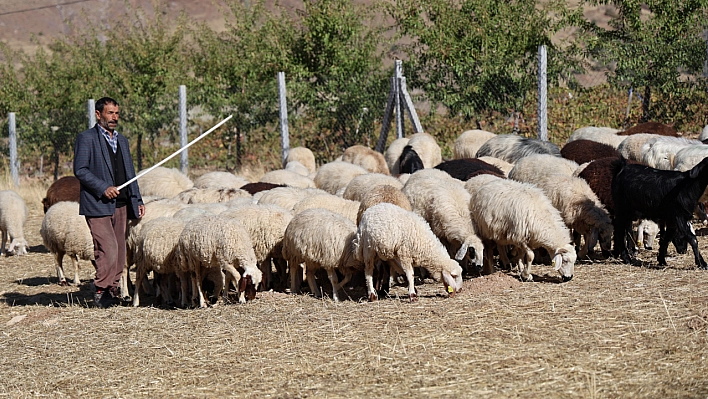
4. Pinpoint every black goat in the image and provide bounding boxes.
[434,158,504,181]
[611,157,708,268]
[398,145,424,174]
